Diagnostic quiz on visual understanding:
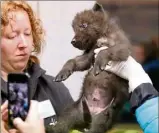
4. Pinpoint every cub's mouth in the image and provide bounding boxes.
[72,40,85,50]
